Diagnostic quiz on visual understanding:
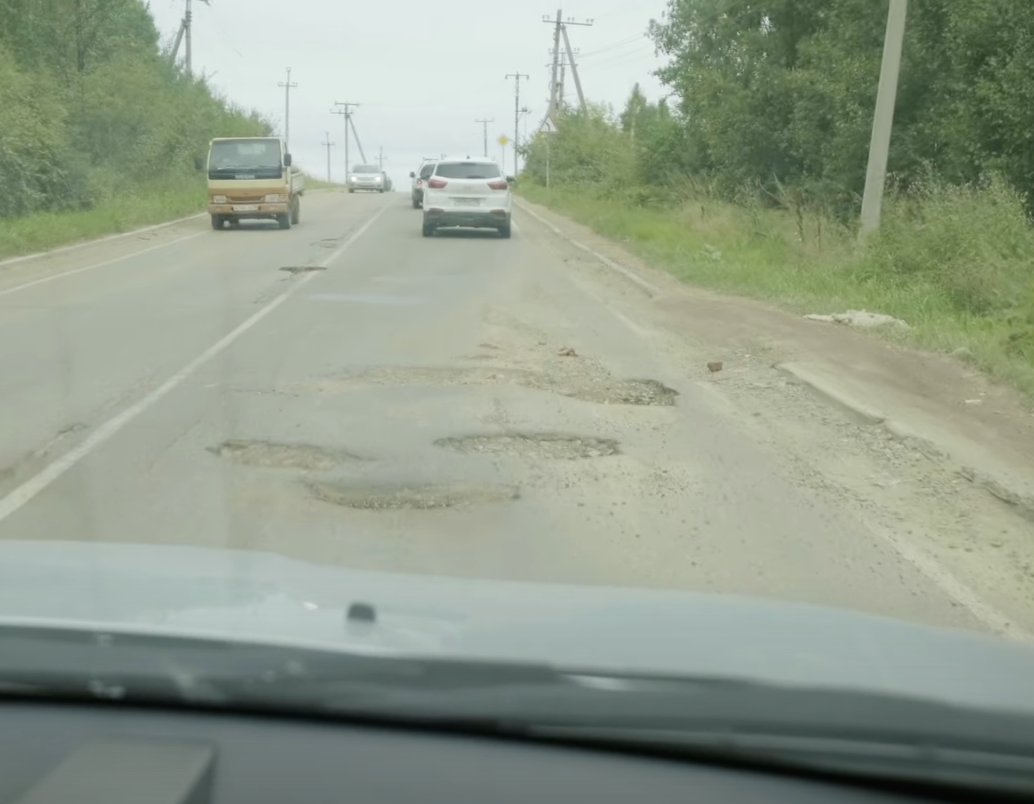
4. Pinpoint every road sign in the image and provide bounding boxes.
[498,134,509,147]
[539,116,558,134]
